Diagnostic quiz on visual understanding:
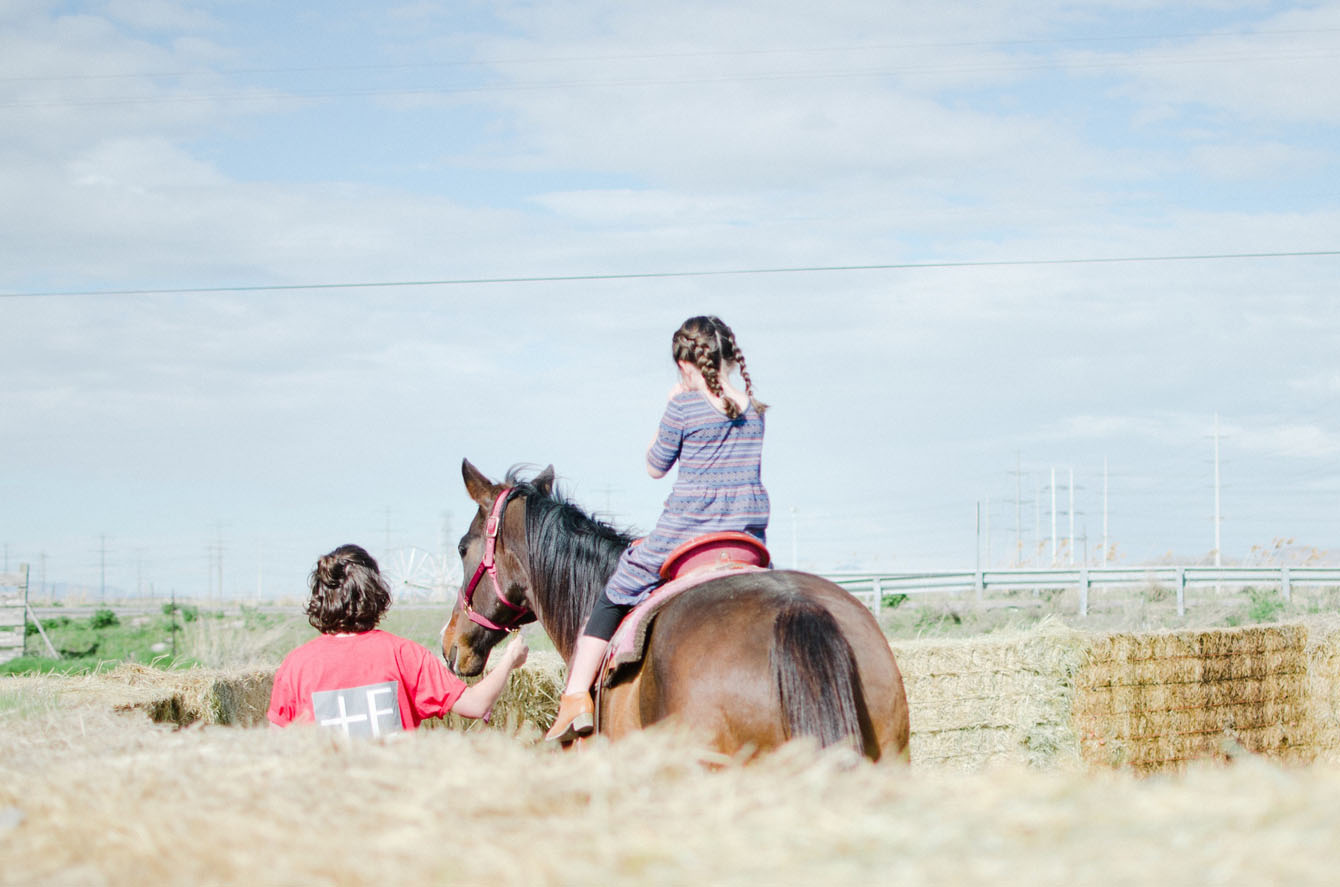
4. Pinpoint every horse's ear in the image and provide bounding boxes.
[462,458,497,508]
[533,464,556,496]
